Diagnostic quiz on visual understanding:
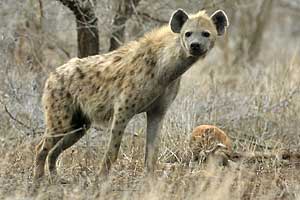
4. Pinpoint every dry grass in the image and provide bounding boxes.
[1,60,300,199]
[1,125,300,200]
